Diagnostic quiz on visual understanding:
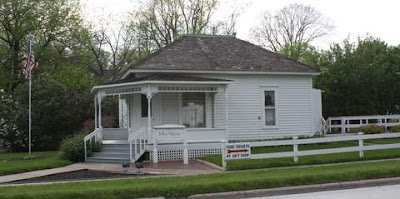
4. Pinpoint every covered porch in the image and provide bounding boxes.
[87,74,230,163]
